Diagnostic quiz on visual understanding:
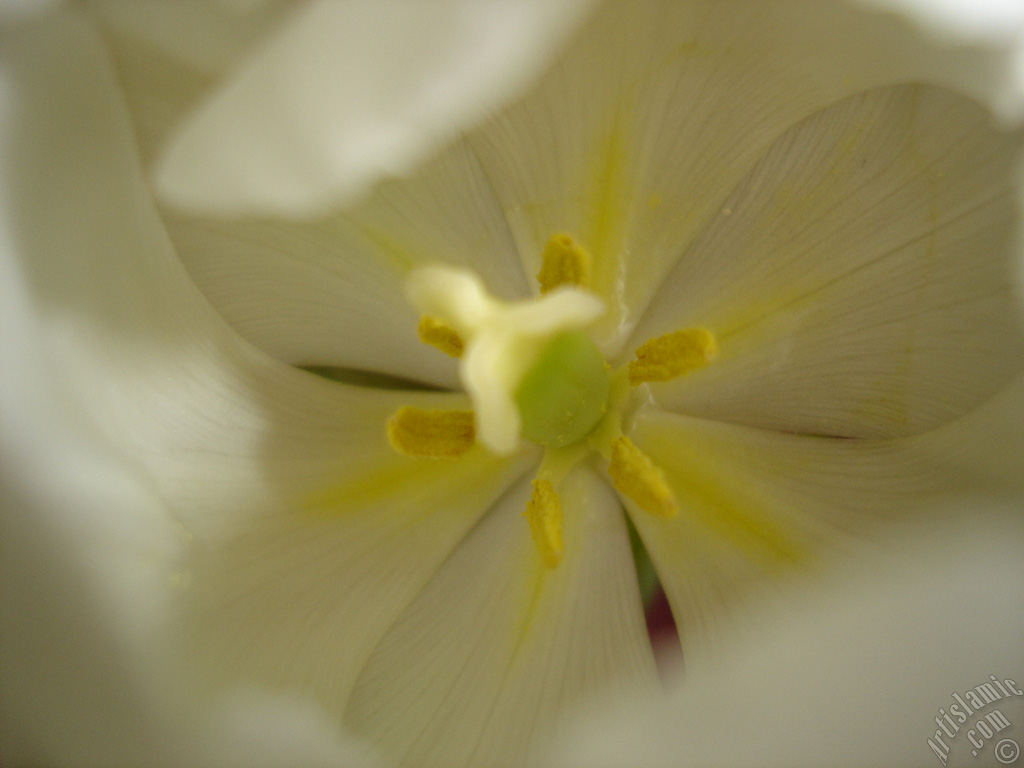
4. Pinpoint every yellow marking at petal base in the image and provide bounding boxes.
[581,126,629,319]
[387,407,475,459]
[417,315,464,358]
[628,328,717,385]
[350,221,418,272]
[638,426,806,568]
[302,442,518,518]
[608,436,676,518]
[536,233,592,293]
[523,479,563,568]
